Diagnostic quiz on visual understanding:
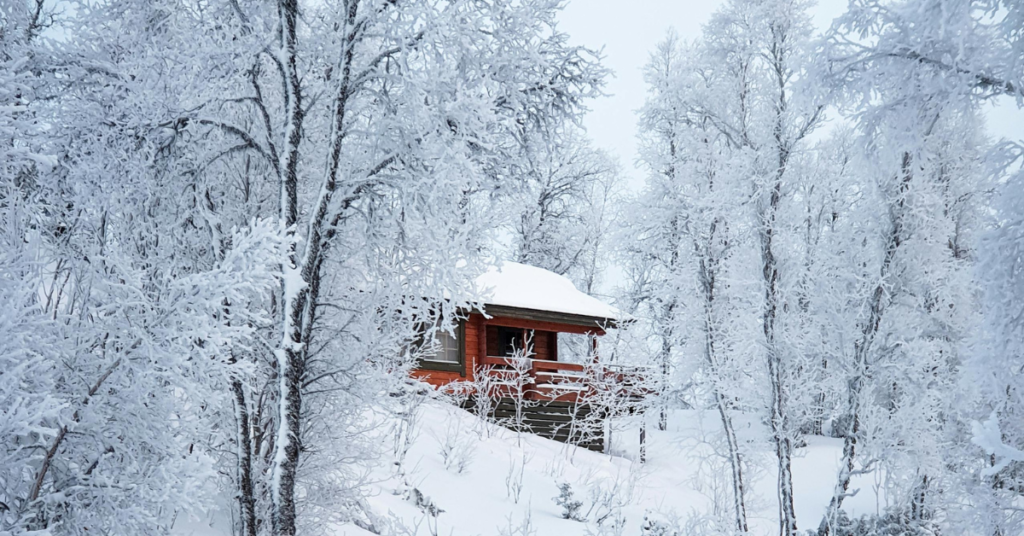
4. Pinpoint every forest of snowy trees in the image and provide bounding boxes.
[2,0,1024,535]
